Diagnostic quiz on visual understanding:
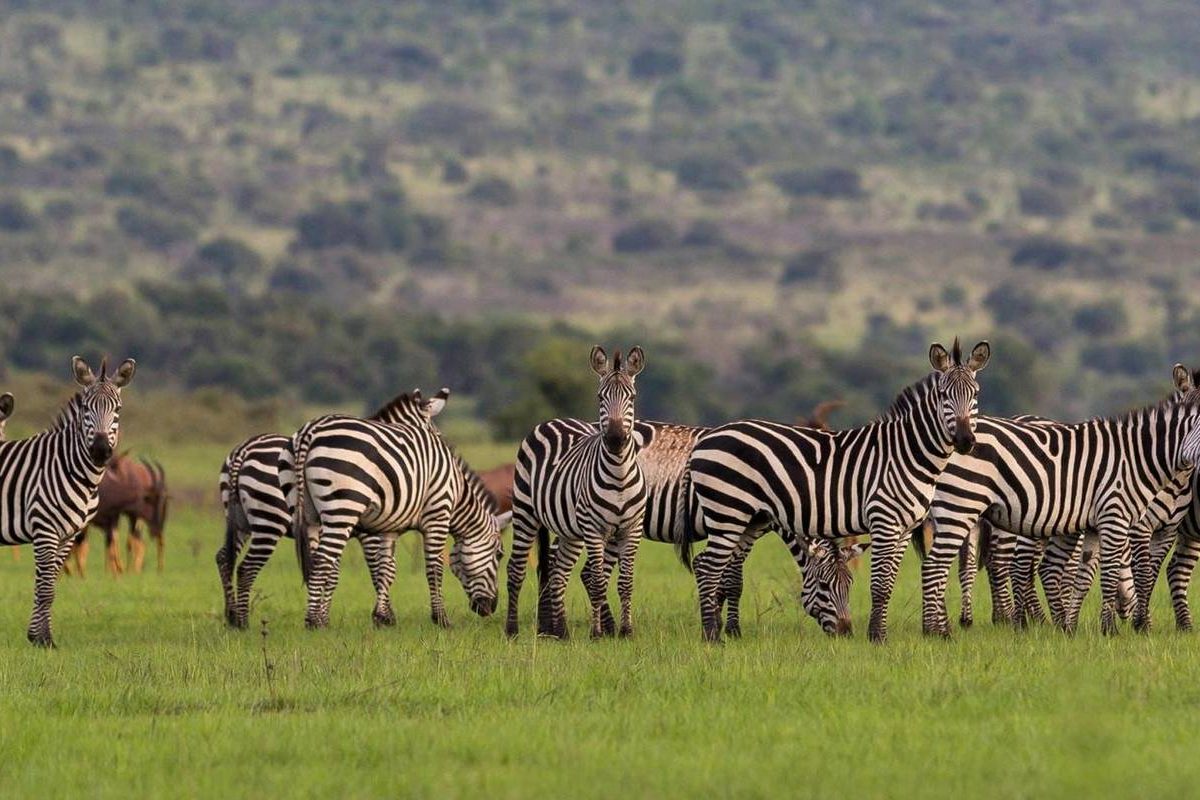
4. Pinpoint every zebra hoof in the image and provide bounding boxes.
[232,615,249,631]
[504,620,519,638]
[958,614,973,630]
[430,614,452,629]
[1177,619,1193,632]
[304,616,326,630]
[372,610,396,628]
[618,624,633,638]
[723,622,741,639]
[702,626,722,643]
[27,632,55,648]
